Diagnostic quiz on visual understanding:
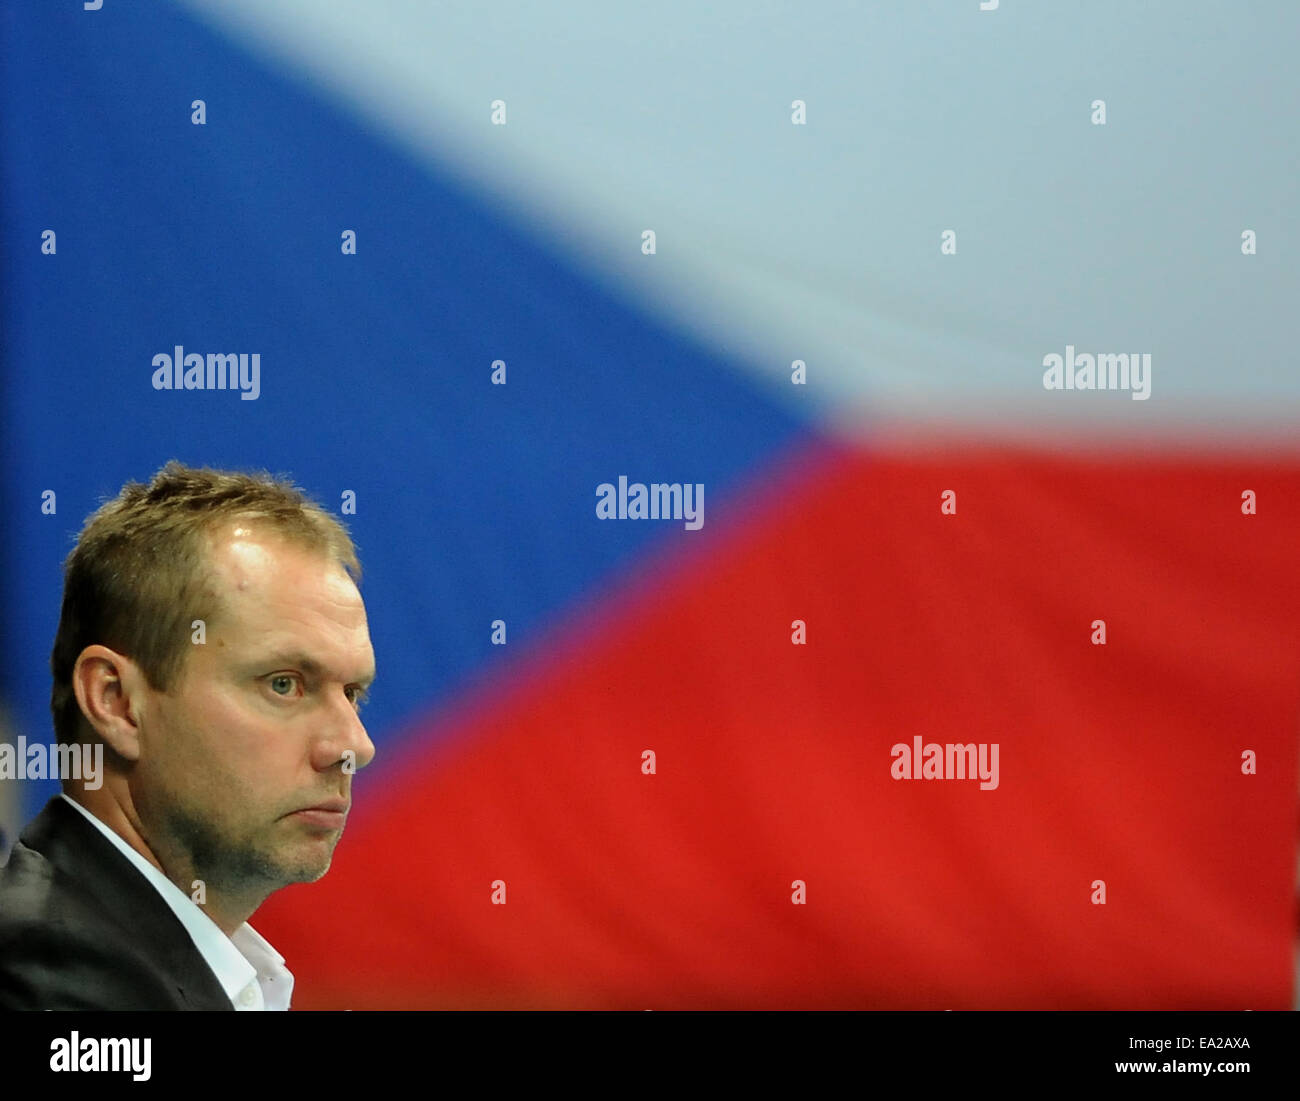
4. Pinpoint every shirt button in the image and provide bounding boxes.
[239,986,257,1007]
